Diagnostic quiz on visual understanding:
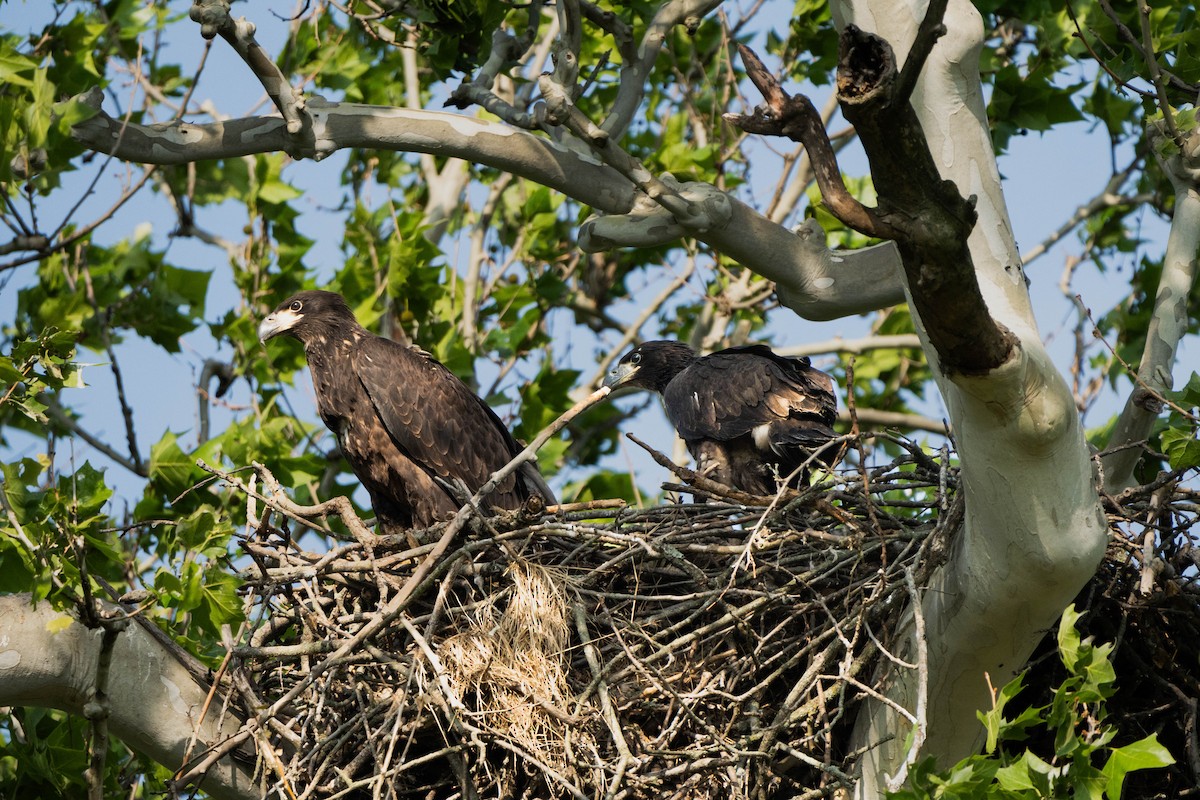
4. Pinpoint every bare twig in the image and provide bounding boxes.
[727,44,896,240]
[82,607,129,800]
[885,569,929,791]
[44,397,146,477]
